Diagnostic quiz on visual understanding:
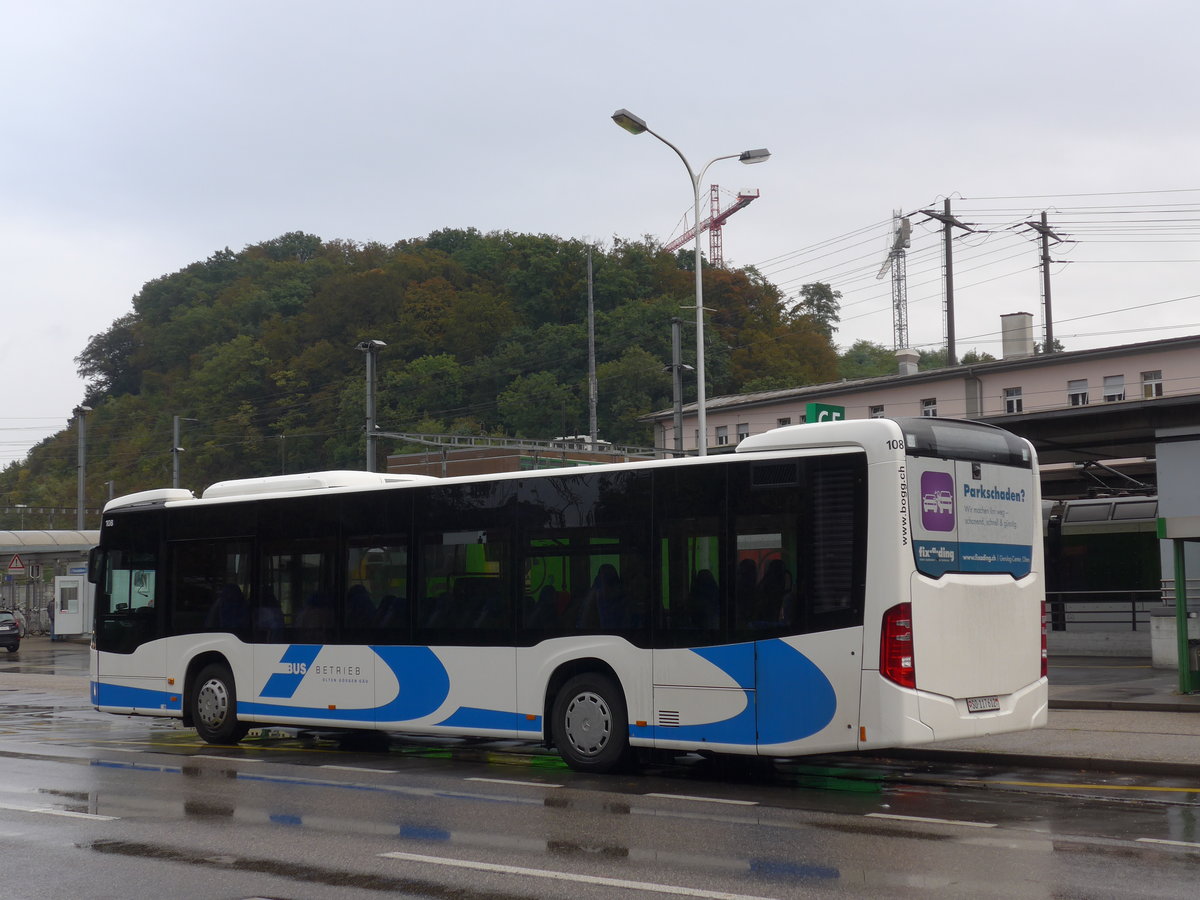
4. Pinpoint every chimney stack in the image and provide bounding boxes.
[1001,312,1035,359]
[896,347,920,376]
